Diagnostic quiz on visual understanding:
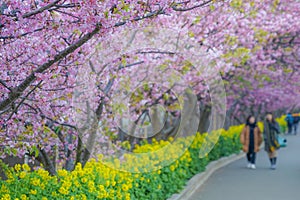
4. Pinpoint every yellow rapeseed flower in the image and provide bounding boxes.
[98,184,105,191]
[14,164,21,172]
[30,189,37,195]
[81,177,87,183]
[80,194,87,200]
[1,194,10,200]
[20,194,27,200]
[74,180,80,187]
[57,169,68,177]
[62,180,72,188]
[74,163,82,171]
[125,193,131,200]
[103,190,109,198]
[134,167,139,173]
[37,168,49,180]
[111,181,116,186]
[58,186,69,195]
[170,165,175,171]
[30,178,40,186]
[6,172,13,180]
[121,184,129,192]
[51,192,58,197]
[0,185,9,193]
[105,180,110,187]
[22,164,30,172]
[88,181,96,192]
[109,191,115,199]
[116,193,122,200]
[97,192,104,199]
[103,172,110,179]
